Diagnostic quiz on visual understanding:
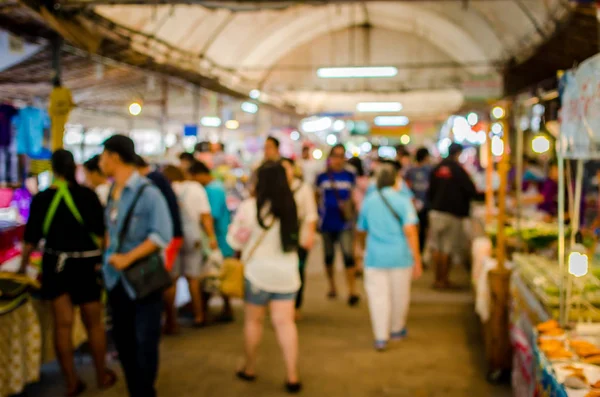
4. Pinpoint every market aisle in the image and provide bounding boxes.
[26,259,511,397]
